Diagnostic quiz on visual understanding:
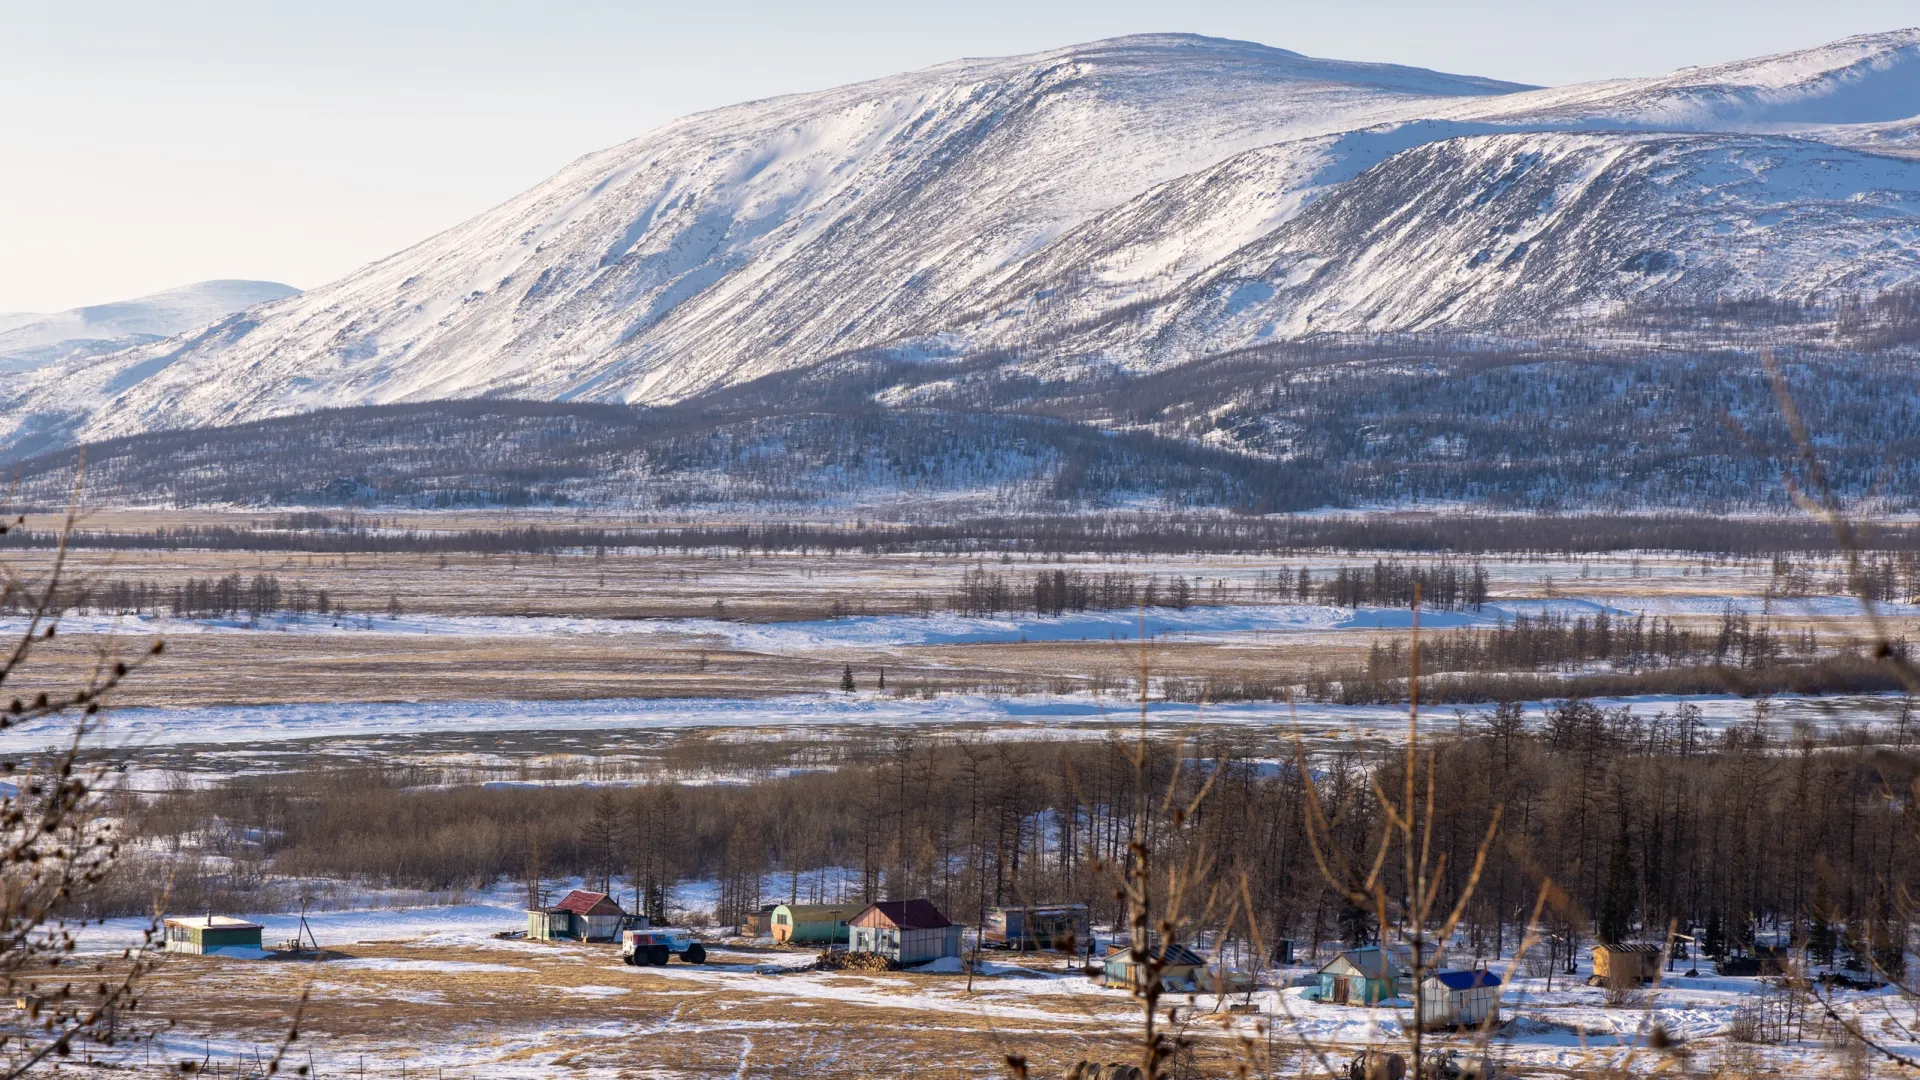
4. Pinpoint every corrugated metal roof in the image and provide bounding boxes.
[1428,969,1503,990]
[849,899,952,930]
[775,904,854,920]
[552,890,624,917]
[1106,943,1205,968]
[164,915,264,930]
[1319,947,1400,980]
